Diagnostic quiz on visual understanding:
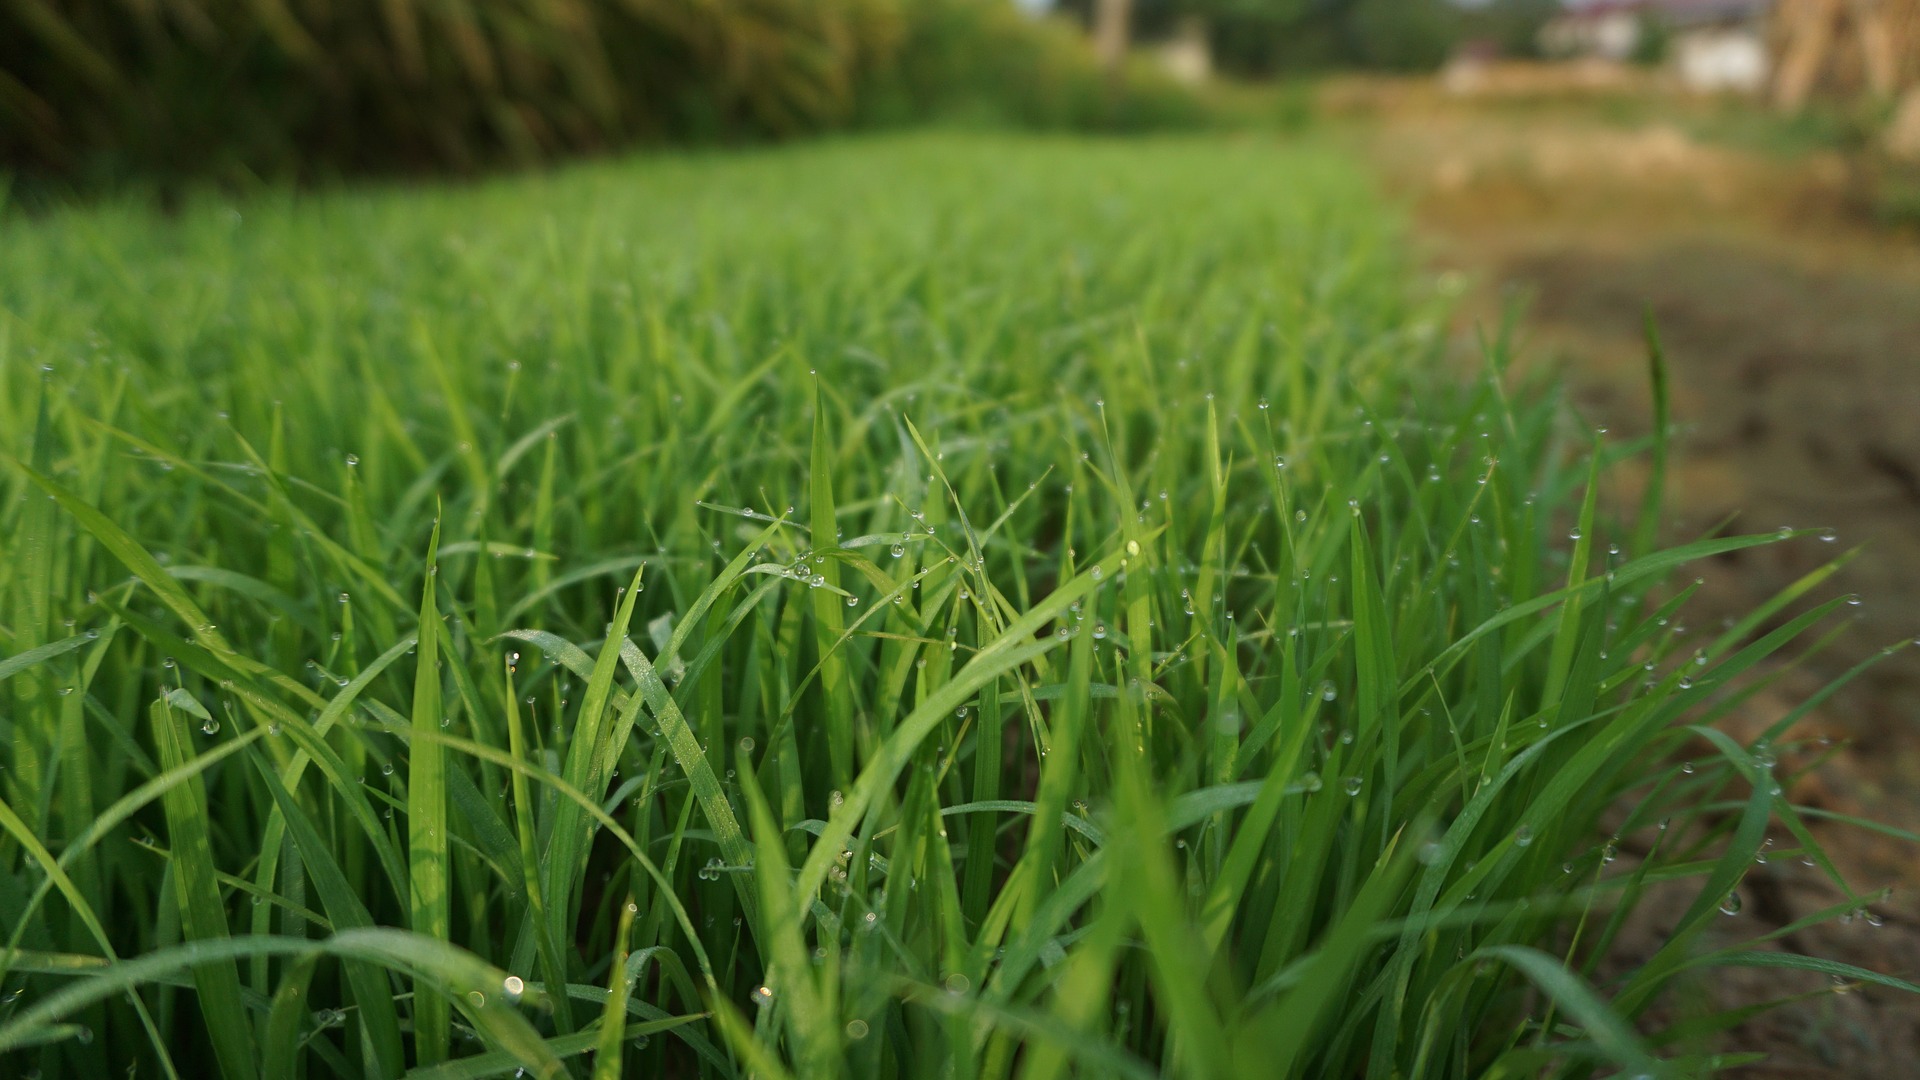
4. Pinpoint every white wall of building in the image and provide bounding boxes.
[1675,29,1769,93]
